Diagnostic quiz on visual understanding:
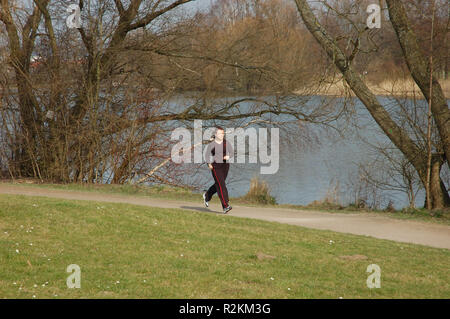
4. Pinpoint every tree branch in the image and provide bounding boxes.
[129,0,195,30]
